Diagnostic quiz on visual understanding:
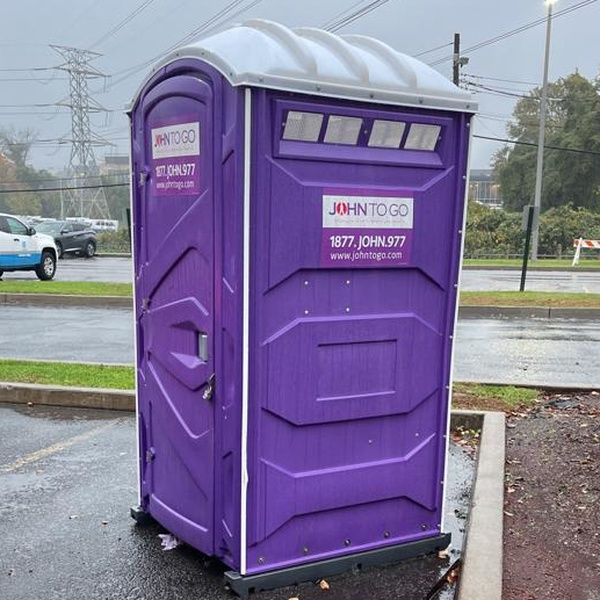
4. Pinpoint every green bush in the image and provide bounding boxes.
[97,228,131,254]
[465,201,600,259]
